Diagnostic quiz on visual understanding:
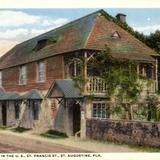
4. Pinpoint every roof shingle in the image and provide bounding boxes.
[0,9,156,69]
